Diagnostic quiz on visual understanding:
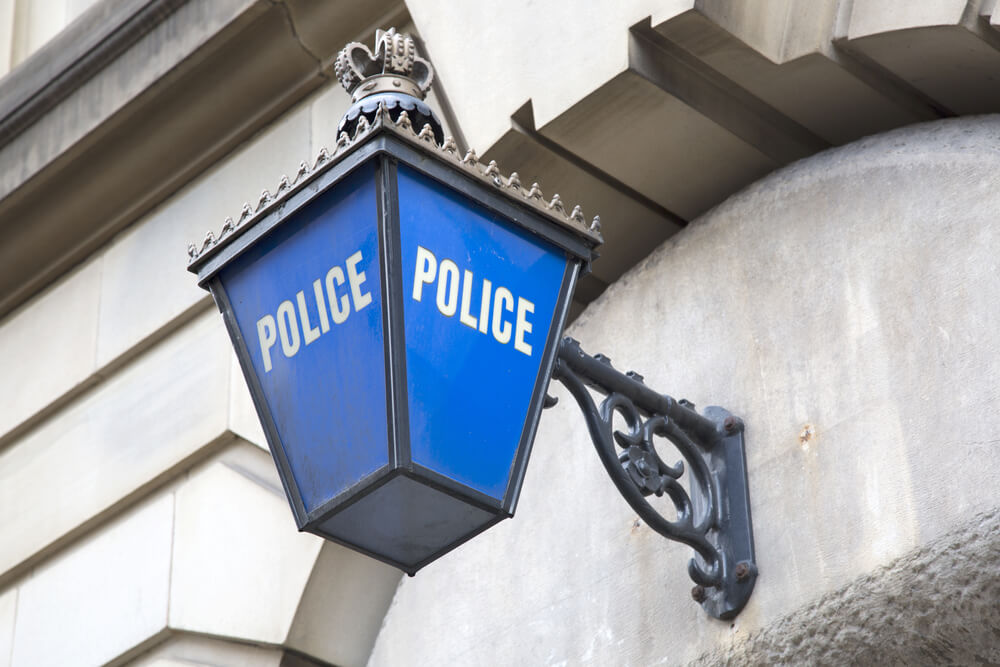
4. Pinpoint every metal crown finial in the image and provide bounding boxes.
[334,27,444,145]
[334,27,434,103]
